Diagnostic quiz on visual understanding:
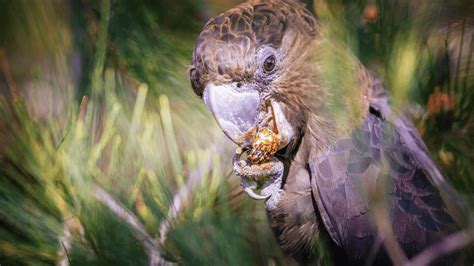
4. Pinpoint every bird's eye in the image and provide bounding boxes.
[263,55,276,72]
